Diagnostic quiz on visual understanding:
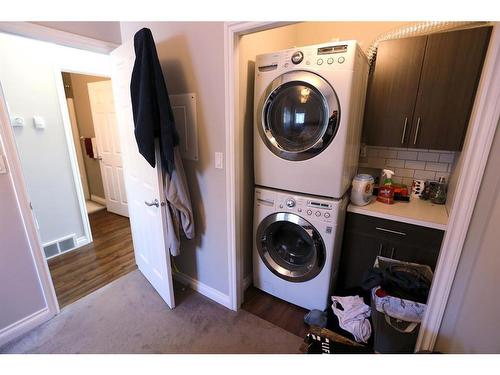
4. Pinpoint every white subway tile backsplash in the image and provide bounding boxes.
[425,162,448,172]
[366,148,379,157]
[394,168,415,178]
[397,150,418,160]
[386,159,405,168]
[414,170,436,180]
[367,157,386,168]
[417,152,440,162]
[359,145,457,183]
[378,149,398,158]
[439,153,455,163]
[392,176,403,184]
[402,177,415,186]
[405,160,426,170]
